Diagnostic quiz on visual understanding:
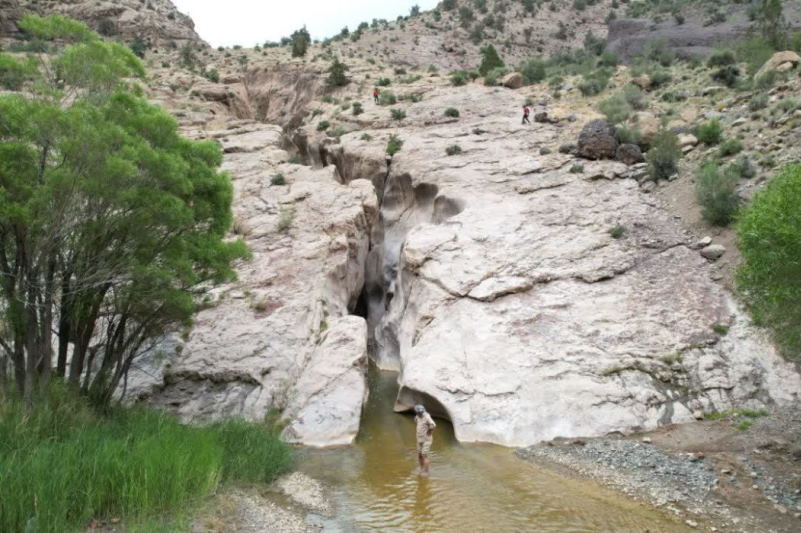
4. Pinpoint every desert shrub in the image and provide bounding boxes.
[711,65,740,88]
[386,134,403,156]
[754,70,778,90]
[376,77,391,86]
[616,125,643,146]
[578,69,611,96]
[750,92,769,111]
[696,119,722,145]
[444,107,460,117]
[598,94,632,125]
[379,91,397,105]
[737,164,801,357]
[478,44,505,76]
[719,139,744,157]
[450,70,469,86]
[484,66,509,86]
[390,108,406,121]
[445,144,463,156]
[203,68,220,83]
[599,51,619,67]
[696,161,741,226]
[518,57,547,84]
[609,224,626,239]
[735,37,776,74]
[646,130,681,181]
[270,173,286,185]
[731,154,757,179]
[317,120,330,131]
[707,50,736,67]
[649,70,673,88]
[329,125,347,138]
[326,57,349,87]
[622,84,648,110]
[352,102,363,115]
